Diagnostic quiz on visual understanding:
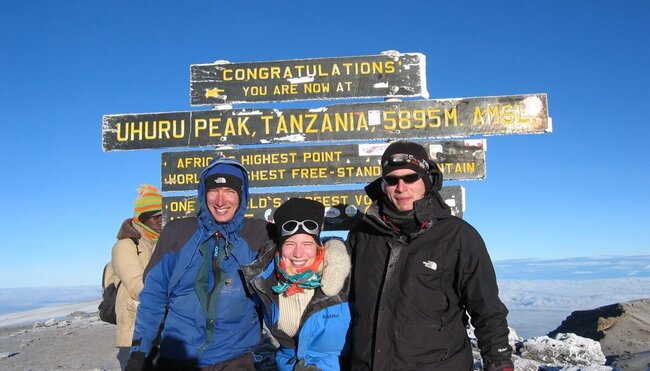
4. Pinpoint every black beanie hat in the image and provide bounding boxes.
[204,172,243,200]
[273,198,325,245]
[381,141,433,193]
[381,141,431,176]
